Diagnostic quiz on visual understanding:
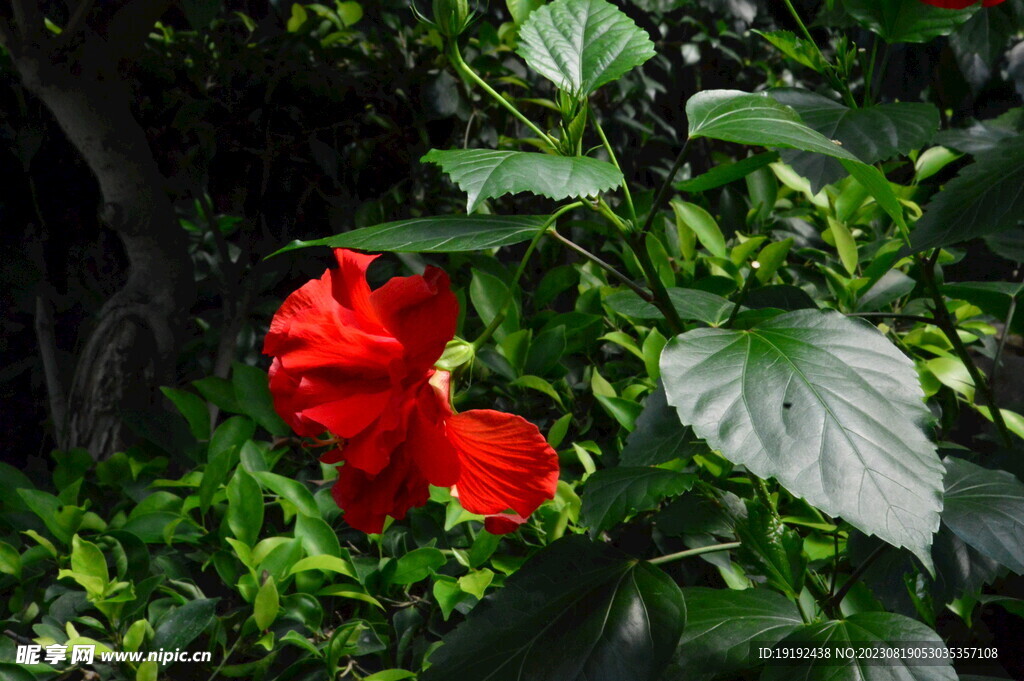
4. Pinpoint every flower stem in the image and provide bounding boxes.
[648,542,741,566]
[448,42,557,148]
[593,109,637,223]
[780,0,857,109]
[549,229,652,302]
[471,202,584,350]
[639,138,691,237]
[918,252,1013,447]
